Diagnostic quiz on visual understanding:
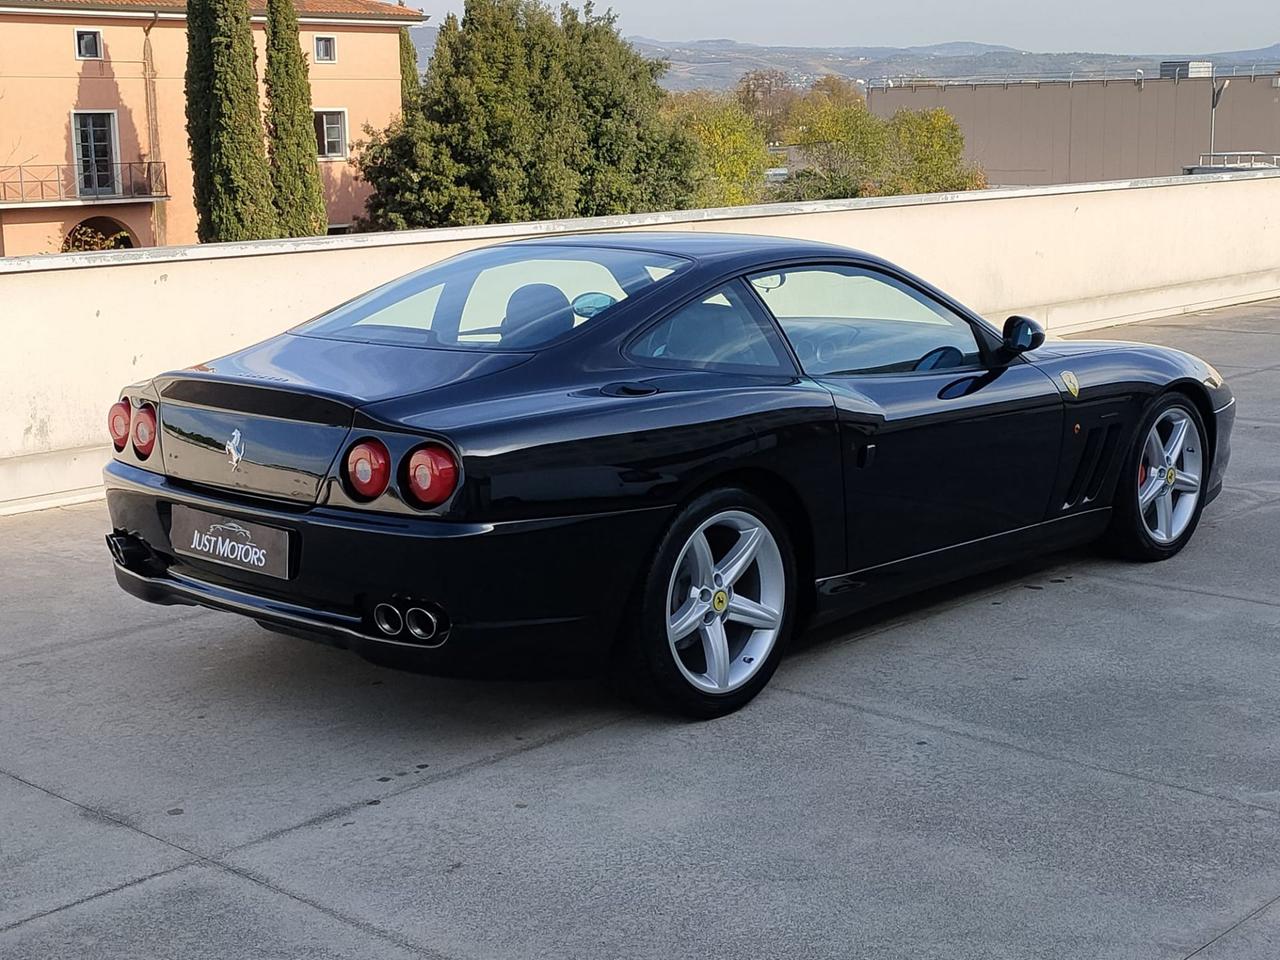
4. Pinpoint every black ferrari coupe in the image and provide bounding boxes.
[104,233,1235,716]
